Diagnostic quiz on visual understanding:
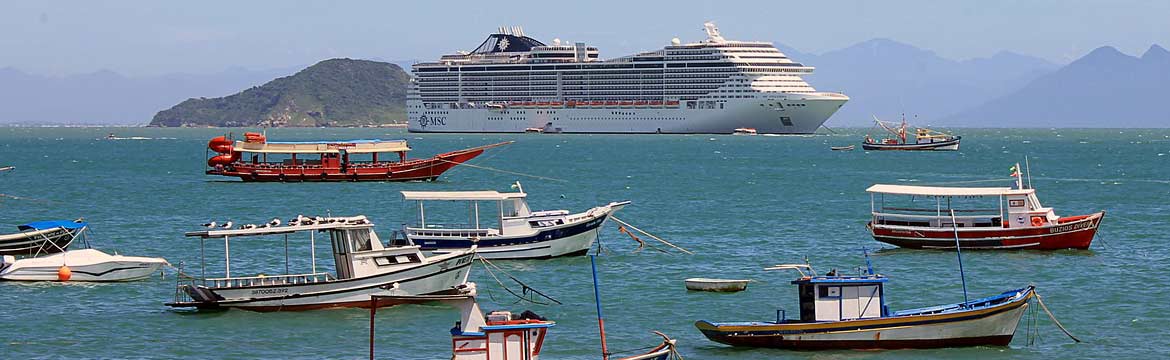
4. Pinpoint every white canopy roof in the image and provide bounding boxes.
[184,216,372,238]
[401,190,526,201]
[866,184,1033,197]
[233,140,411,154]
